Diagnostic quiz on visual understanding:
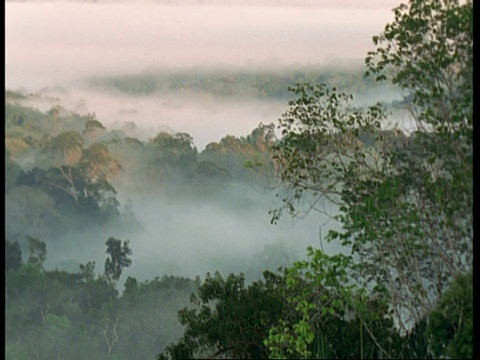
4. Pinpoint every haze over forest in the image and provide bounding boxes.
[6,2,404,275]
[6,1,408,286]
[6,0,472,359]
